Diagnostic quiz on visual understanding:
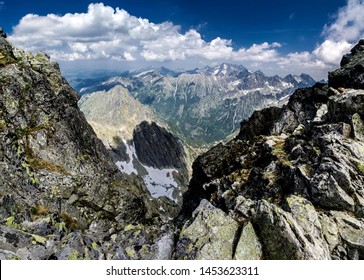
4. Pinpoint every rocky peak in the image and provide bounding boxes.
[133,121,187,170]
[0,27,6,38]
[328,39,364,89]
[203,63,249,77]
